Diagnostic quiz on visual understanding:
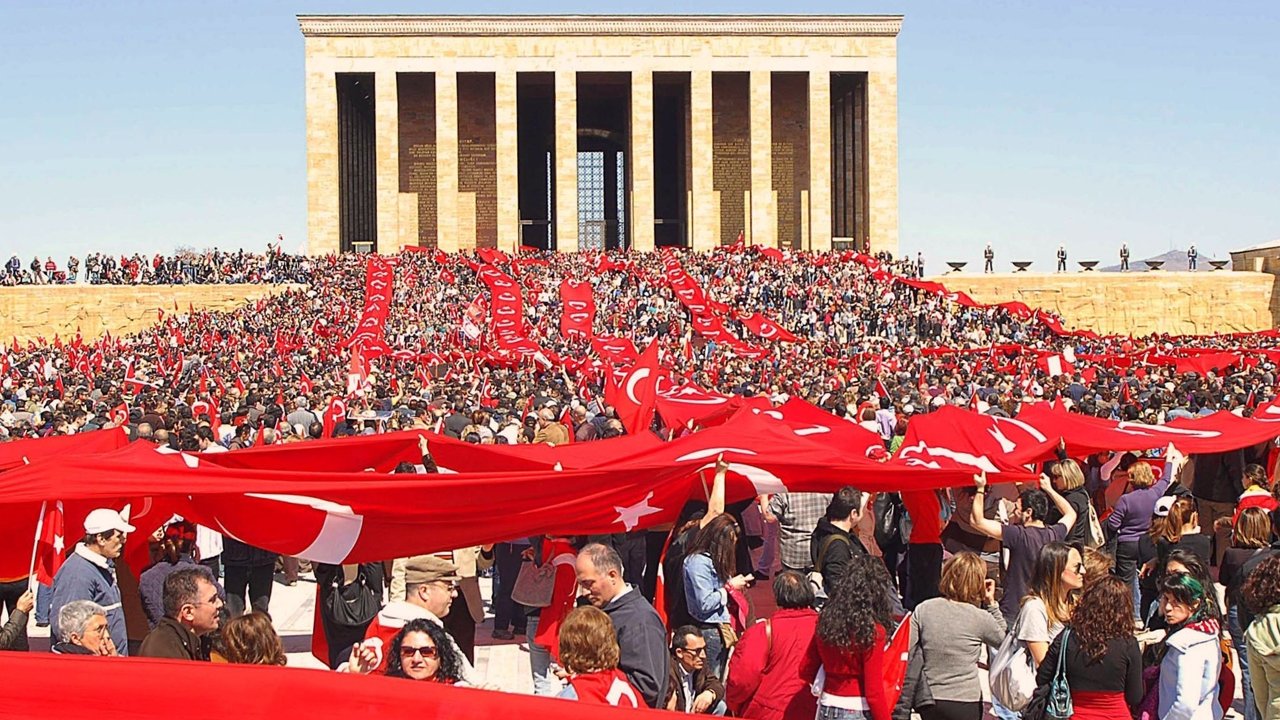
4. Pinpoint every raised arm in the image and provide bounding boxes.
[1039,474,1077,531]
[698,454,728,529]
[970,472,1004,539]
